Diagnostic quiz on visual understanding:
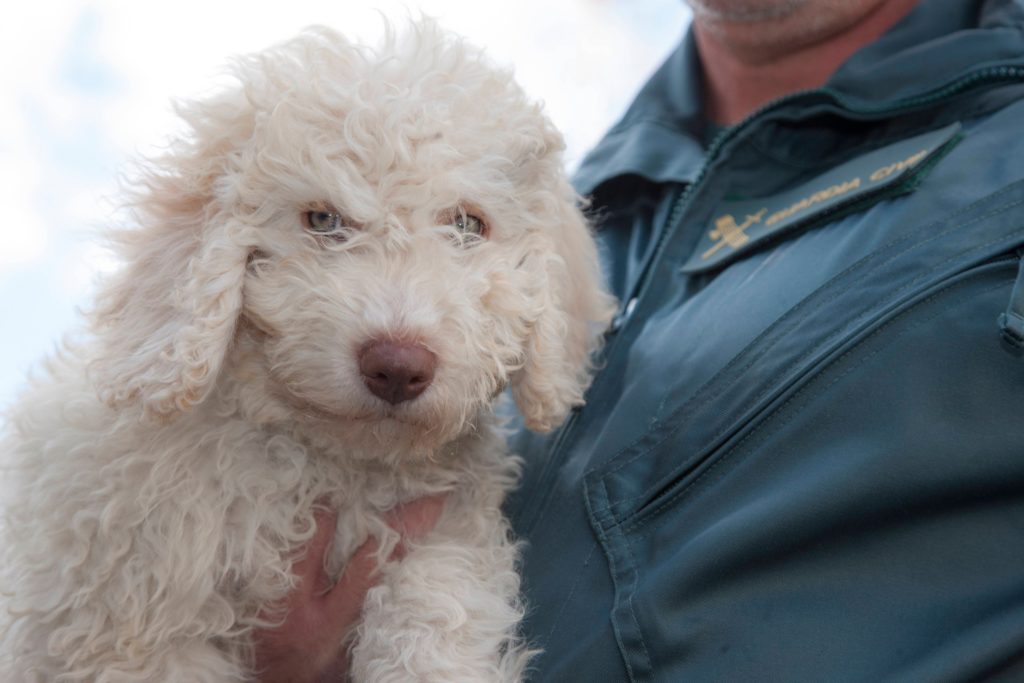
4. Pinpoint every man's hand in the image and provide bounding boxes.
[252,496,447,683]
